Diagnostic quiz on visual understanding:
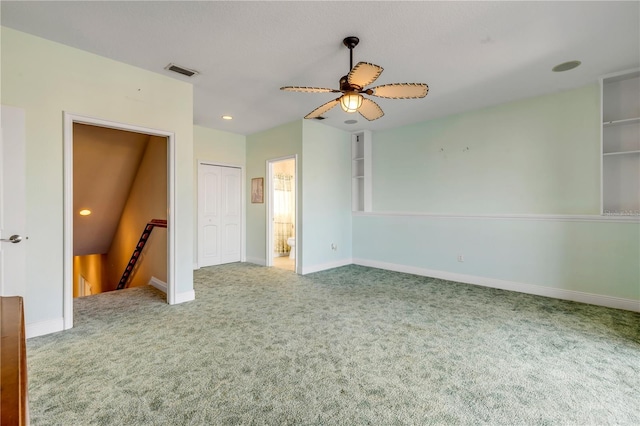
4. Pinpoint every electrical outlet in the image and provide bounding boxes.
[457,254,464,262]
[331,243,337,251]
